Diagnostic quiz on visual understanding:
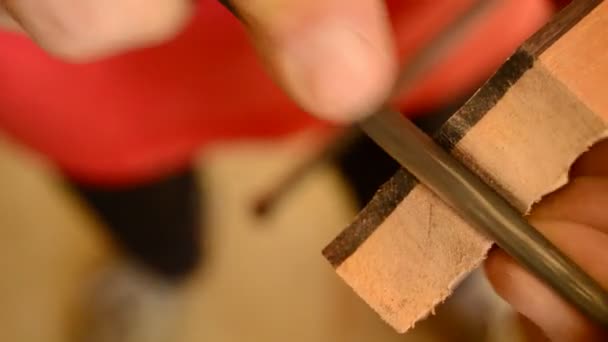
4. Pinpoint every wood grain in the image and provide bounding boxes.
[323,0,608,333]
